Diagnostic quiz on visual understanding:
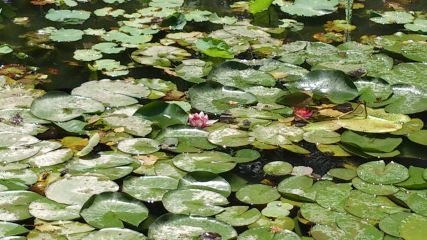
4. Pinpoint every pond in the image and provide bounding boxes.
[0,0,427,239]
